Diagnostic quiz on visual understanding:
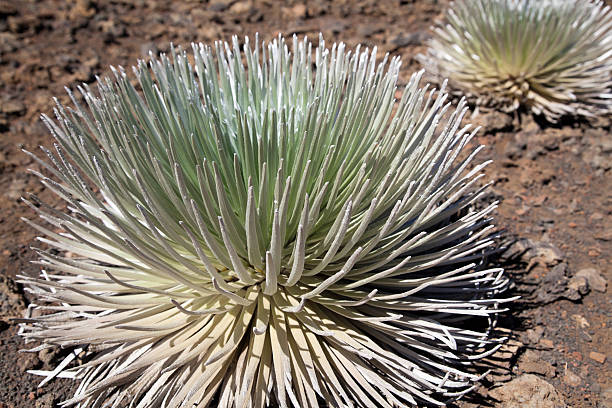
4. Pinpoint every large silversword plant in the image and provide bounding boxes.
[20,36,509,407]
[419,0,612,122]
